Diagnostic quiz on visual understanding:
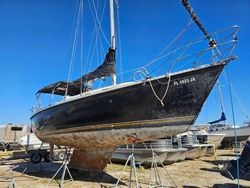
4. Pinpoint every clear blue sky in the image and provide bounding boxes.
[0,0,249,126]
